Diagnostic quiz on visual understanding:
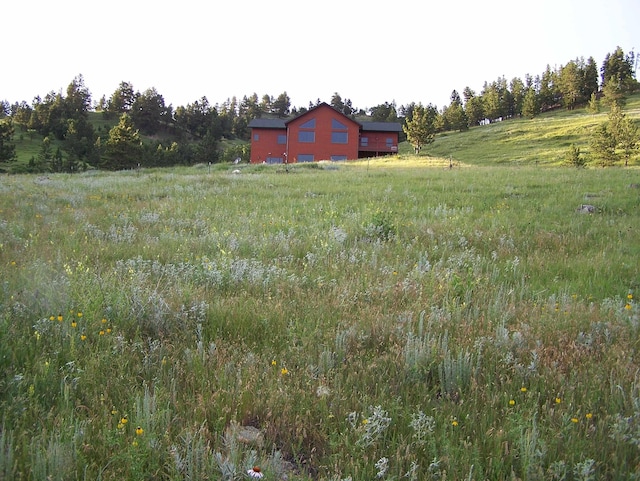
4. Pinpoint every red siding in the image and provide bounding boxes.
[249,103,401,163]
[358,132,399,156]
[250,128,286,163]
[287,105,360,162]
